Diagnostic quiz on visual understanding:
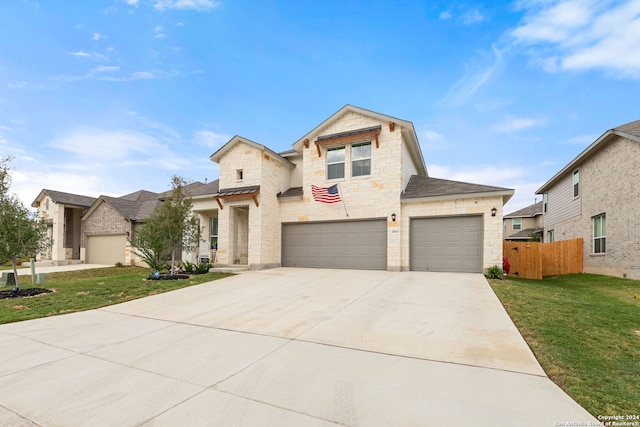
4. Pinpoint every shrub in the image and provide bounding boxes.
[486,265,503,279]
